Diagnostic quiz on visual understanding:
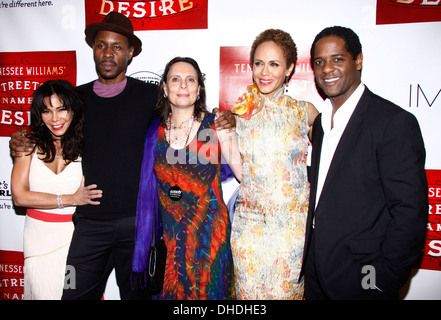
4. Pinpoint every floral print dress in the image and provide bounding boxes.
[231,89,310,300]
